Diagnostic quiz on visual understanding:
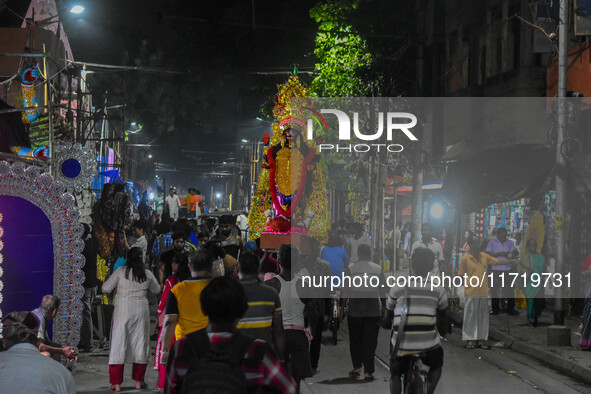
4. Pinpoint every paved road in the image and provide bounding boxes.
[302,325,591,393]
[74,324,591,393]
